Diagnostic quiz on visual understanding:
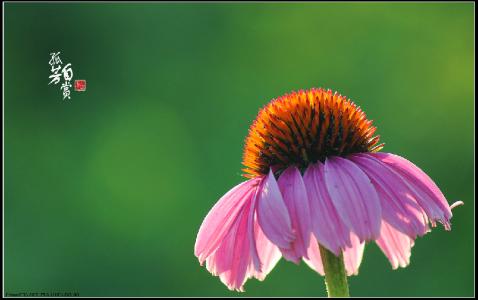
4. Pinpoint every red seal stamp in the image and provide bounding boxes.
[74,80,86,92]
